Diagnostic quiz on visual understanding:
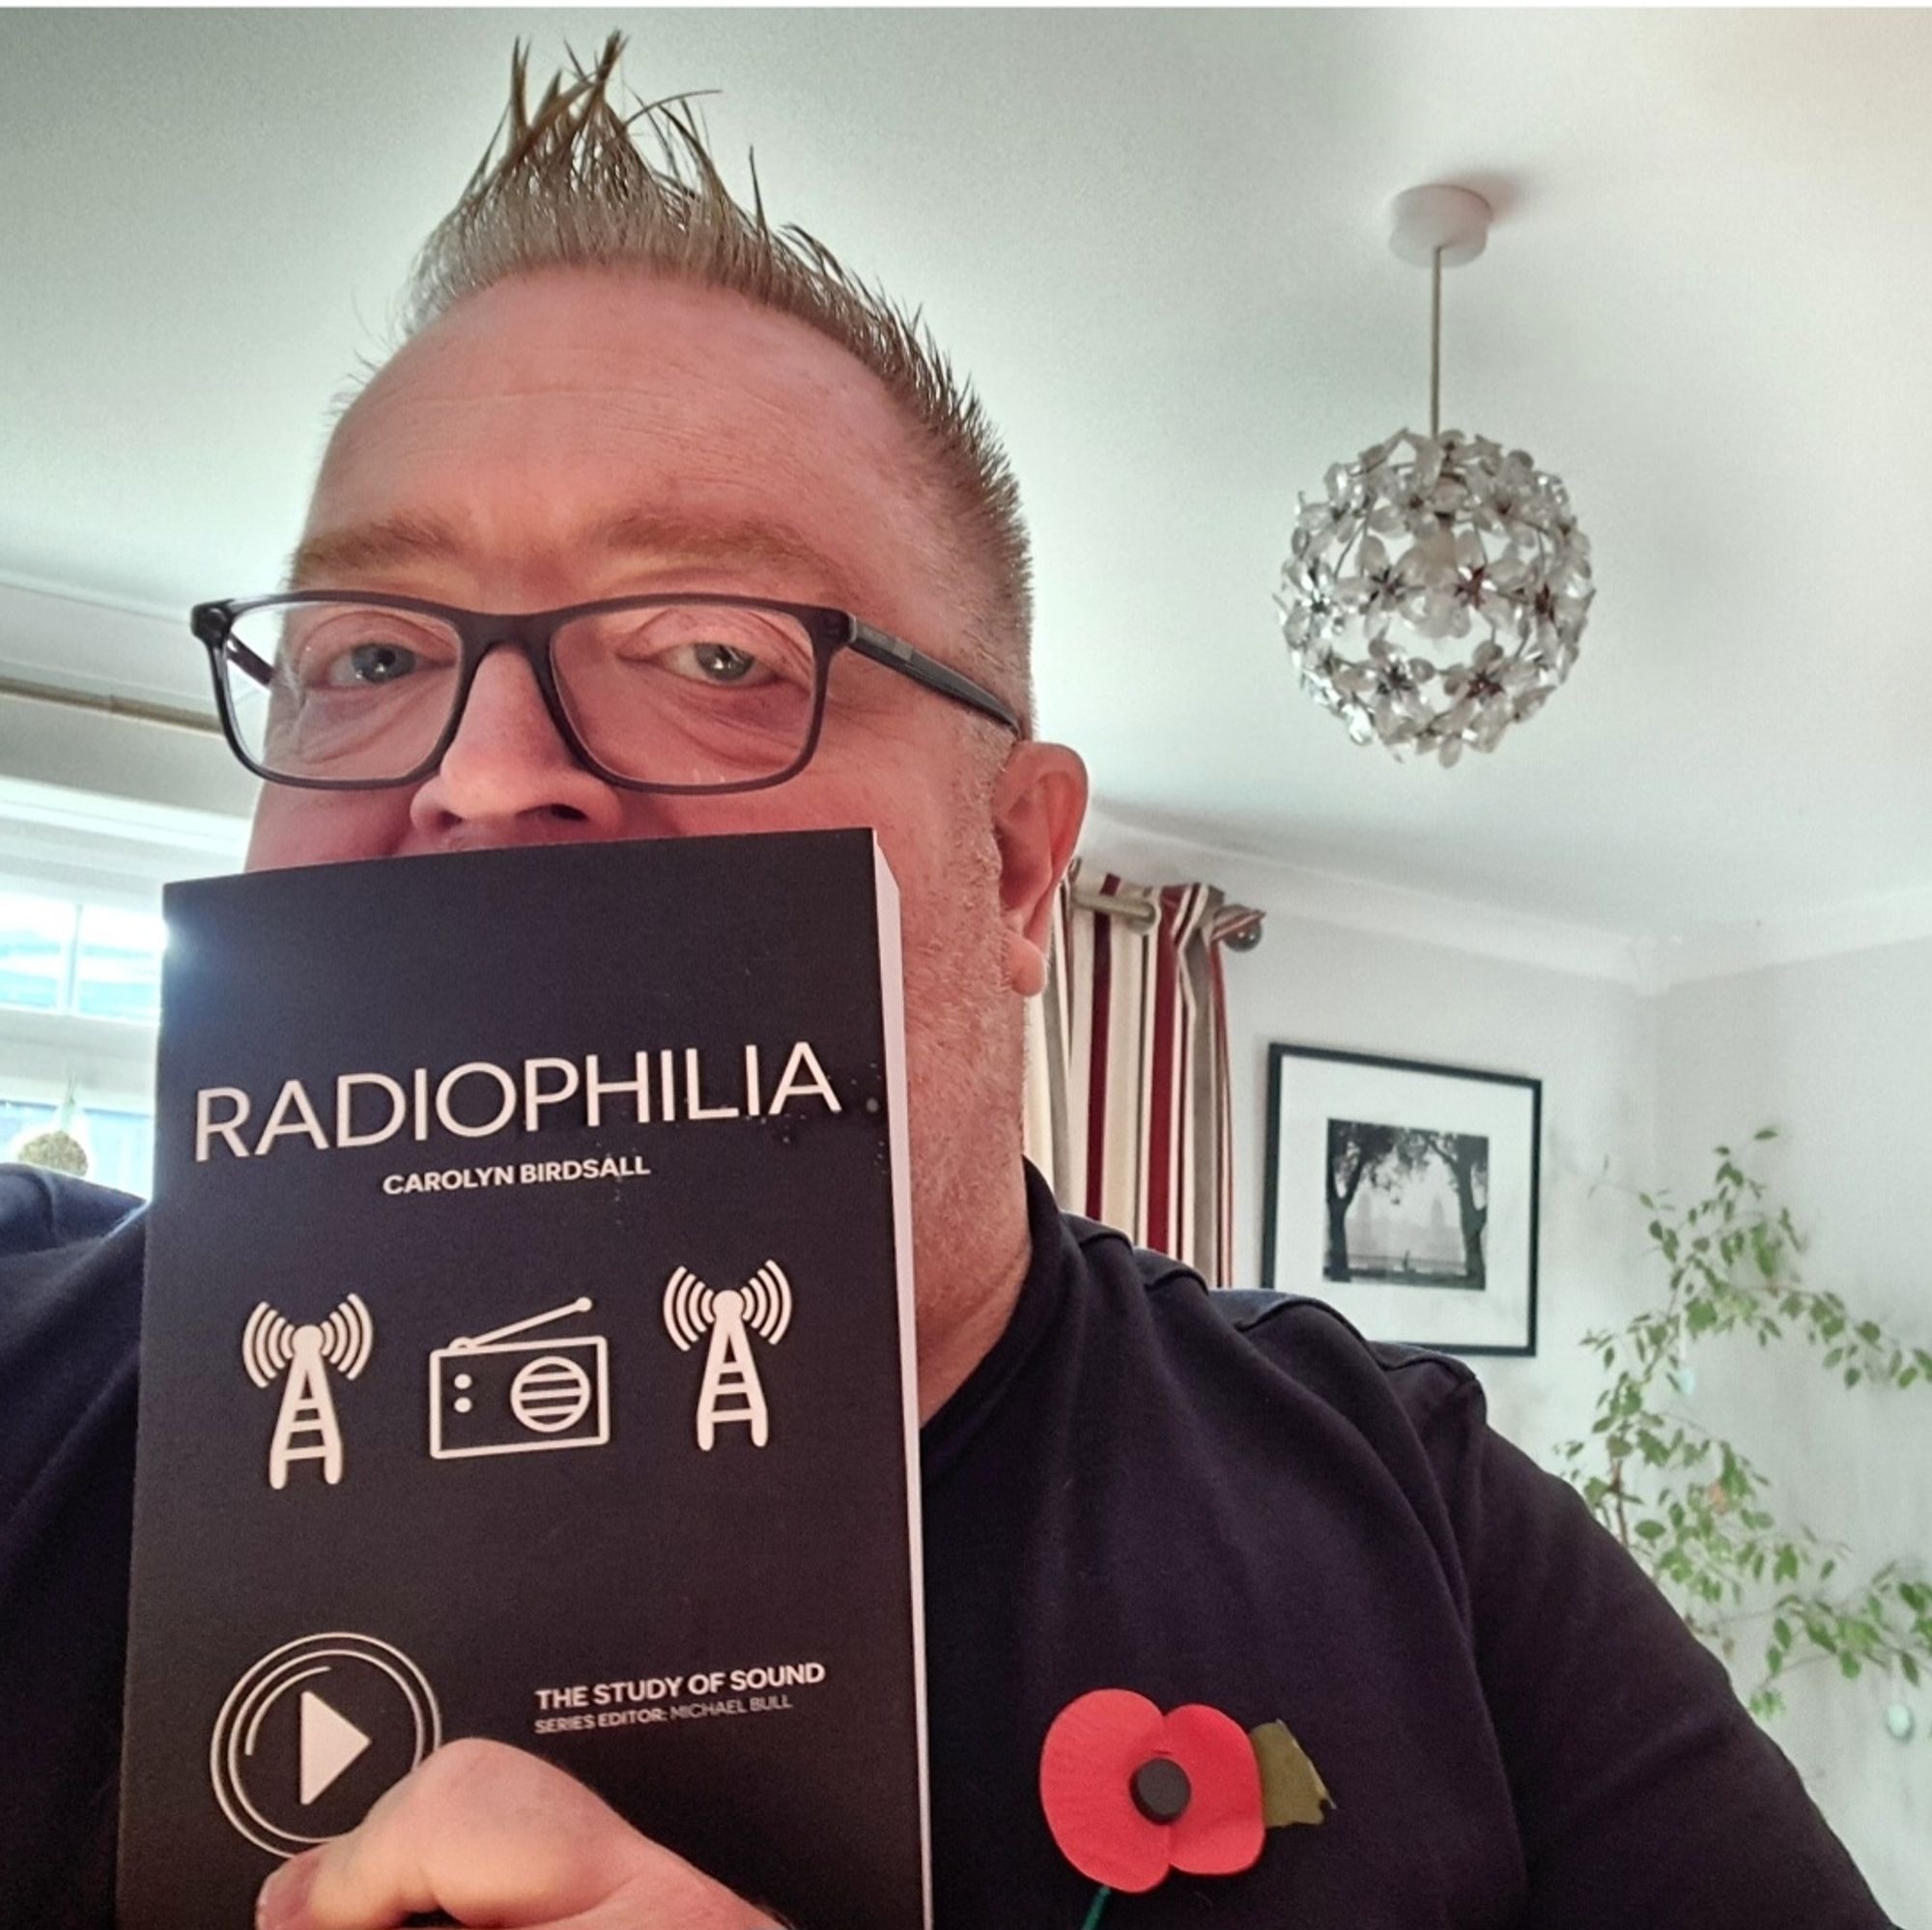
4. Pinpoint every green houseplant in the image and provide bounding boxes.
[7,1078,91,1178]
[1556,1131,1932,1735]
